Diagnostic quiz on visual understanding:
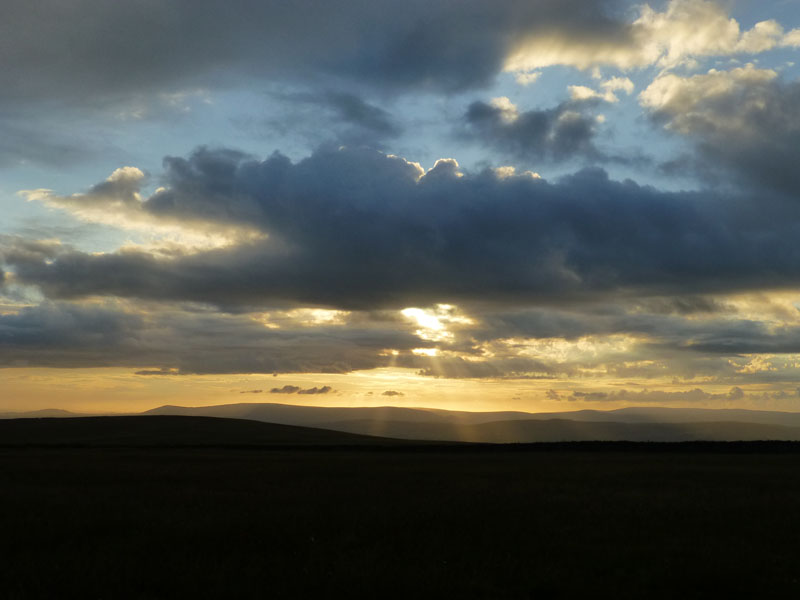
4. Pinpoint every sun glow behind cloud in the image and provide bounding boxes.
[2,0,800,414]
